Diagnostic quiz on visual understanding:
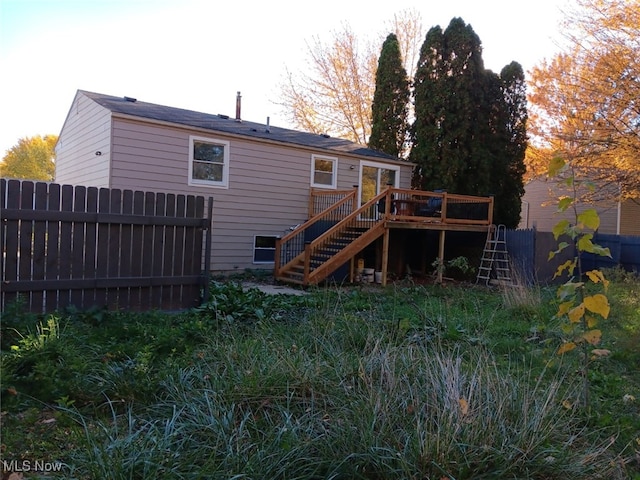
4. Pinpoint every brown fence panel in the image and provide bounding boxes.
[2,179,19,307]
[1,179,212,314]
[45,183,61,311]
